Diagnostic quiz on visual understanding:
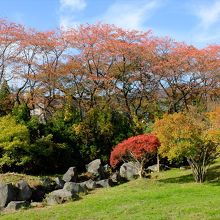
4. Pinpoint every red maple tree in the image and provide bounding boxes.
[110,134,160,177]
